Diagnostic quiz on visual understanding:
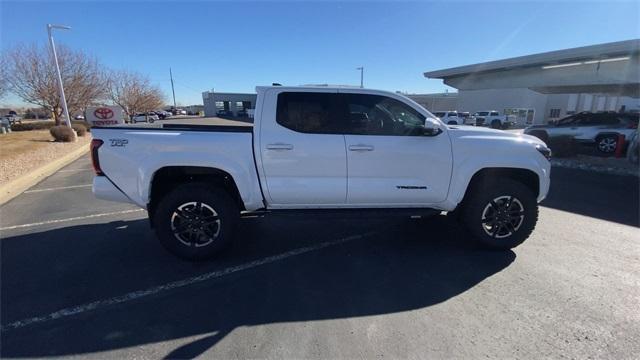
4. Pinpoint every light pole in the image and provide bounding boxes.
[47,24,73,130]
[356,67,364,88]
[170,67,177,111]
